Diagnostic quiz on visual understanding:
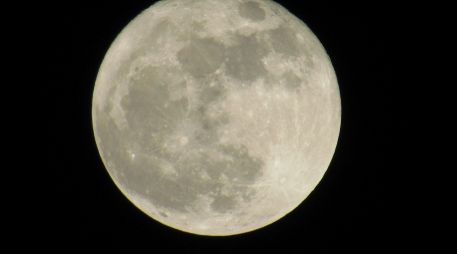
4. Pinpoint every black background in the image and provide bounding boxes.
[43,0,425,251]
